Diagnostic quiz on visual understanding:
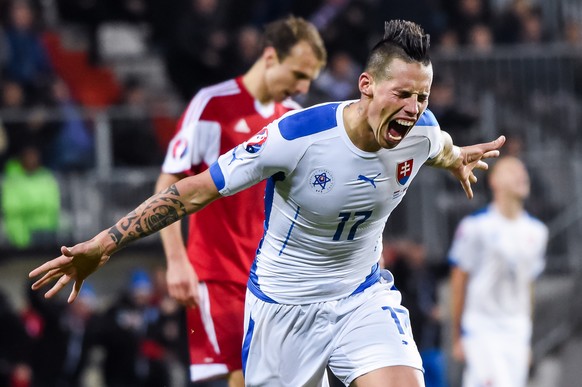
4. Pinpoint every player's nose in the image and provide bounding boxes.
[295,79,311,95]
